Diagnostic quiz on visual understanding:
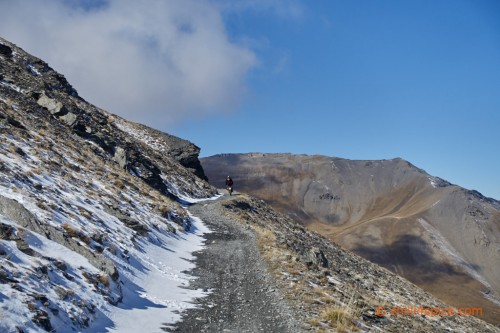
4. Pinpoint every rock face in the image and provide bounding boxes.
[201,153,500,325]
[0,195,119,281]
[109,115,208,181]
